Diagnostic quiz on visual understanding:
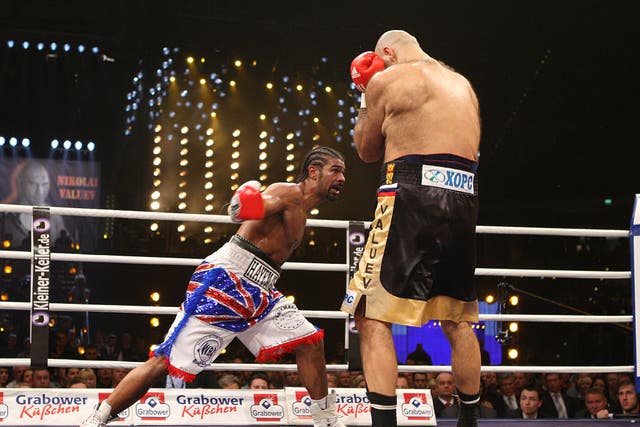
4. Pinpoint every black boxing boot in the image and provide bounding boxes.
[366,391,397,427]
[456,389,479,427]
